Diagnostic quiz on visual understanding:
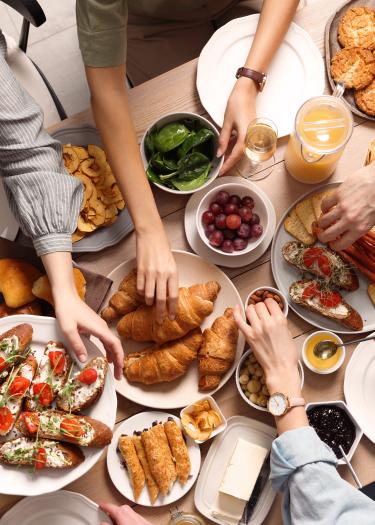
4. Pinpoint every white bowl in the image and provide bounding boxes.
[196,182,269,256]
[305,400,363,465]
[302,331,345,375]
[236,349,304,412]
[180,395,227,444]
[245,286,289,317]
[140,112,223,195]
